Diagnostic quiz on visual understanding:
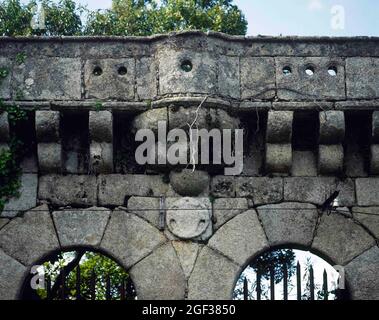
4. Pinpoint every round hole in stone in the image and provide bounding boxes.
[282,66,292,76]
[118,66,127,76]
[93,66,103,76]
[181,60,193,72]
[328,66,338,76]
[305,66,315,76]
